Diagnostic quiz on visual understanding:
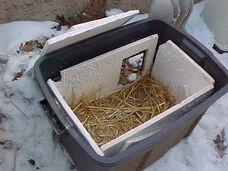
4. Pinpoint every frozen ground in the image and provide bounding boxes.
[0,1,227,171]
